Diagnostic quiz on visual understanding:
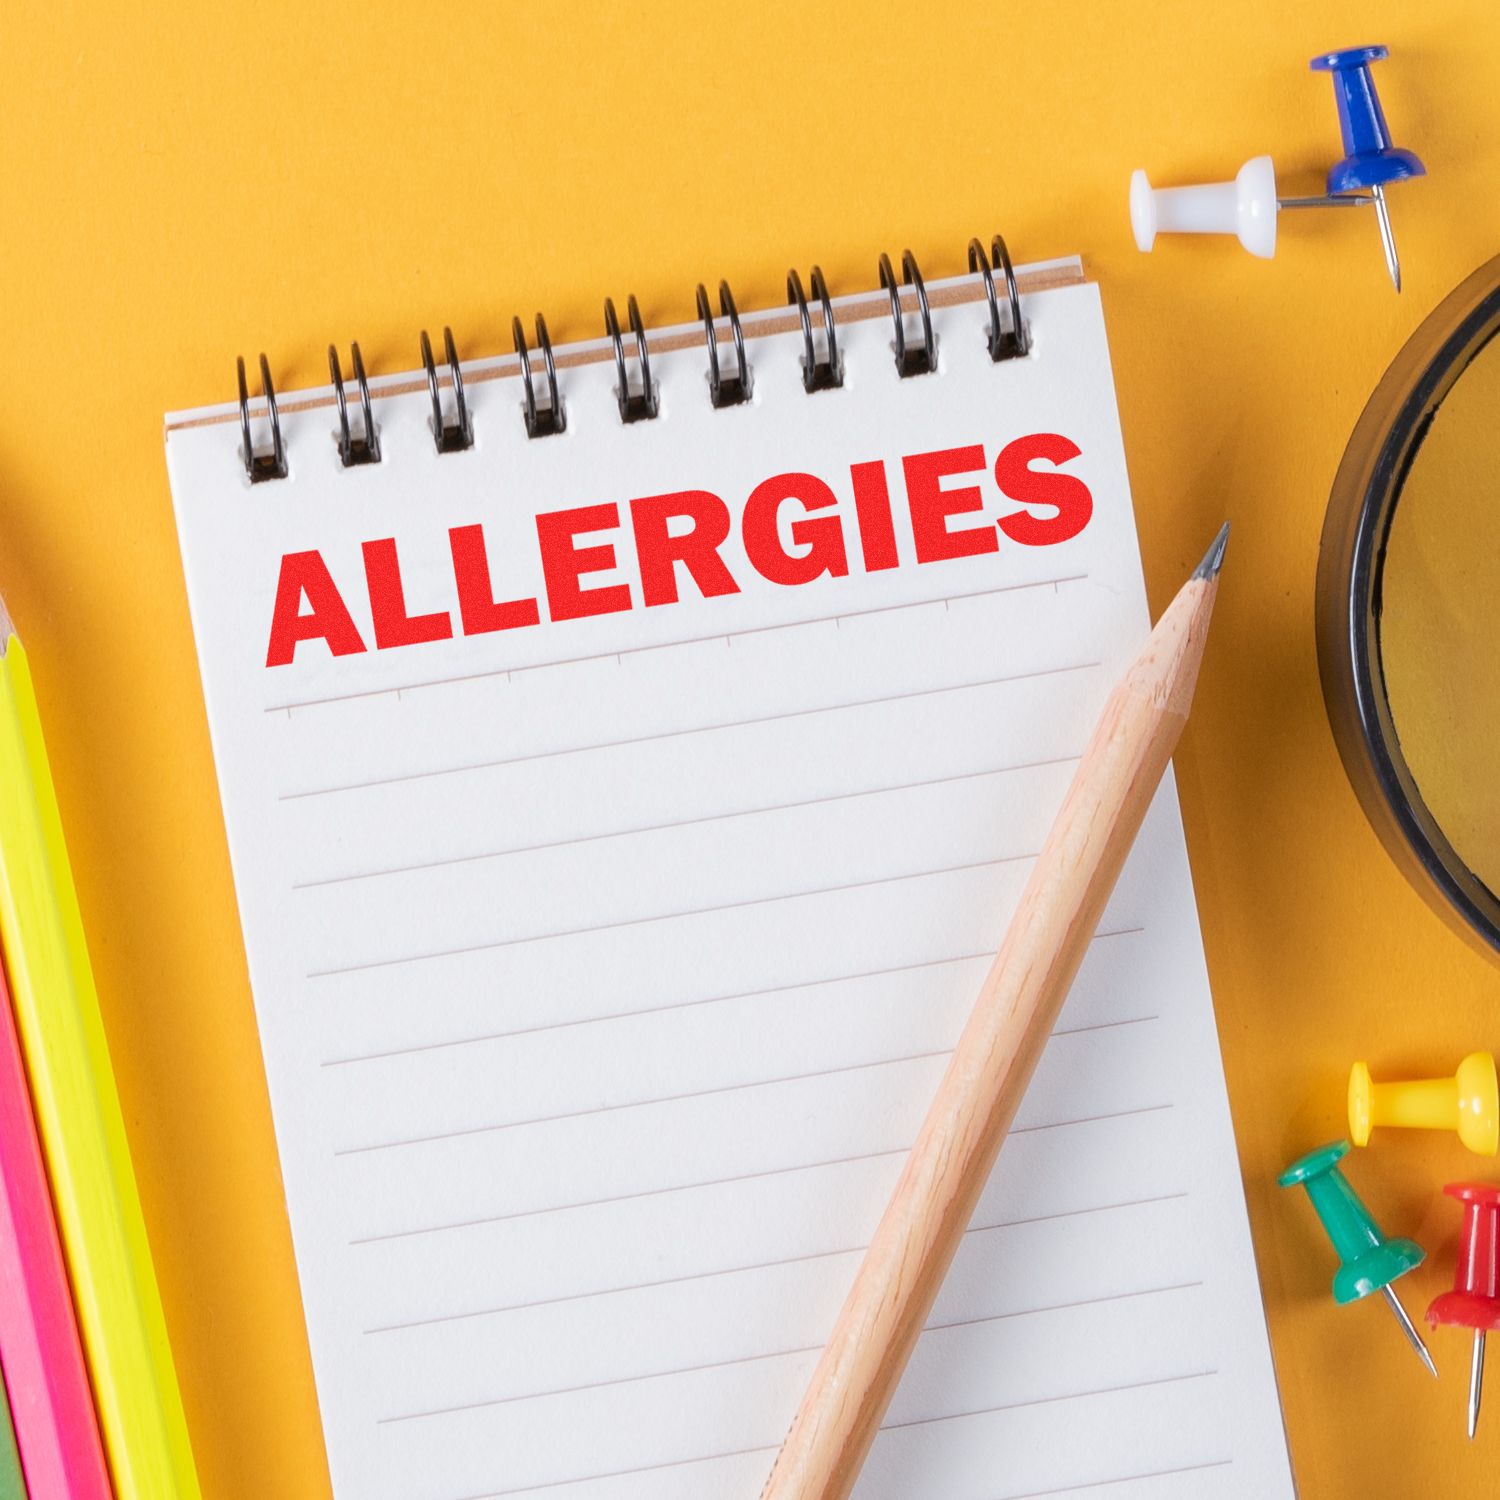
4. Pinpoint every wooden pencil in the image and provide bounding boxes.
[0,593,201,1499]
[759,525,1229,1500]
